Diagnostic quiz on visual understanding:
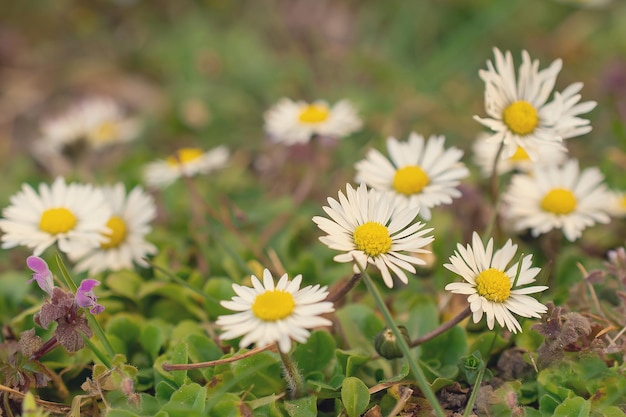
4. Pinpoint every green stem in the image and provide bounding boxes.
[279,350,304,399]
[85,313,116,360]
[462,363,486,417]
[357,265,445,417]
[55,252,77,292]
[81,332,112,368]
